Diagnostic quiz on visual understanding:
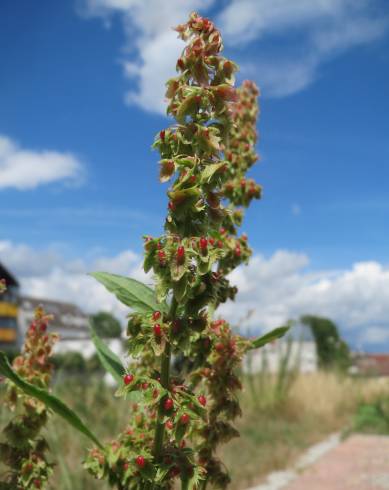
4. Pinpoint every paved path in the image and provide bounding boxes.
[249,434,389,490]
[287,434,389,490]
